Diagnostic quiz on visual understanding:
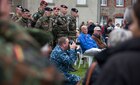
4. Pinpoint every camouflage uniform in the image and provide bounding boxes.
[53,14,68,39]
[35,16,53,32]
[50,45,80,85]
[16,17,32,28]
[67,15,77,40]
[0,20,63,85]
[32,9,45,27]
